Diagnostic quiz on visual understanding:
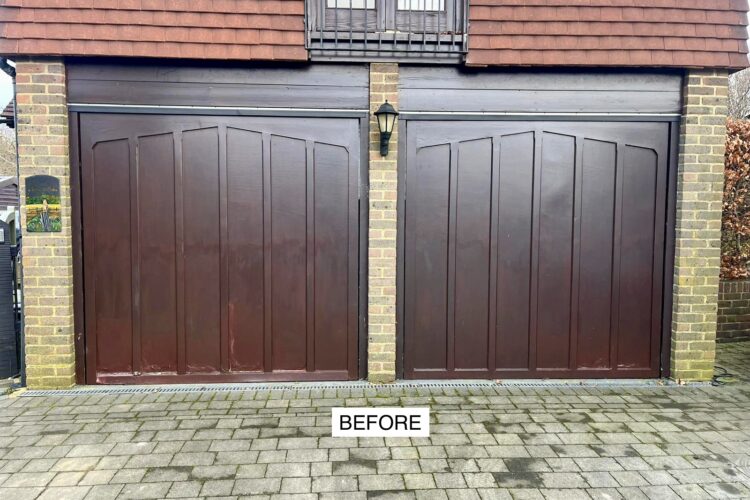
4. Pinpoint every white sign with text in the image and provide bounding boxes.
[332,407,430,437]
